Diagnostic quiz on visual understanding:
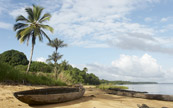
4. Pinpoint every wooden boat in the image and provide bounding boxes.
[13,86,85,105]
